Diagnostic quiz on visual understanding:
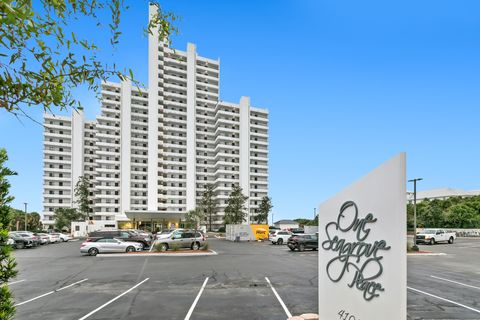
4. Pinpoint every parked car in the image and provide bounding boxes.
[47,233,61,243]
[34,233,51,245]
[128,229,153,239]
[416,229,456,245]
[7,237,15,246]
[290,228,305,234]
[269,227,280,234]
[156,230,206,251]
[269,230,292,245]
[287,234,318,251]
[50,233,72,242]
[8,232,38,249]
[80,238,143,256]
[88,230,151,249]
[155,228,184,240]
